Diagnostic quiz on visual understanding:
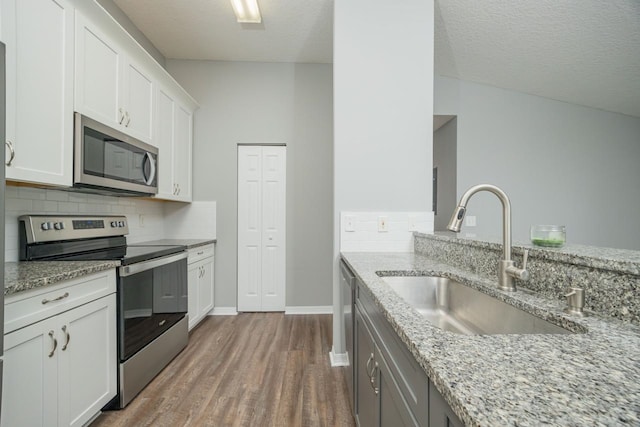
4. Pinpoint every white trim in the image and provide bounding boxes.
[211,307,238,316]
[329,350,349,367]
[284,305,333,315]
